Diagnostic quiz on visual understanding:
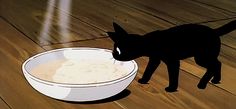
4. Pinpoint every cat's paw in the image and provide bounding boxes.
[165,87,177,92]
[197,83,207,89]
[138,79,149,84]
[211,79,220,84]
